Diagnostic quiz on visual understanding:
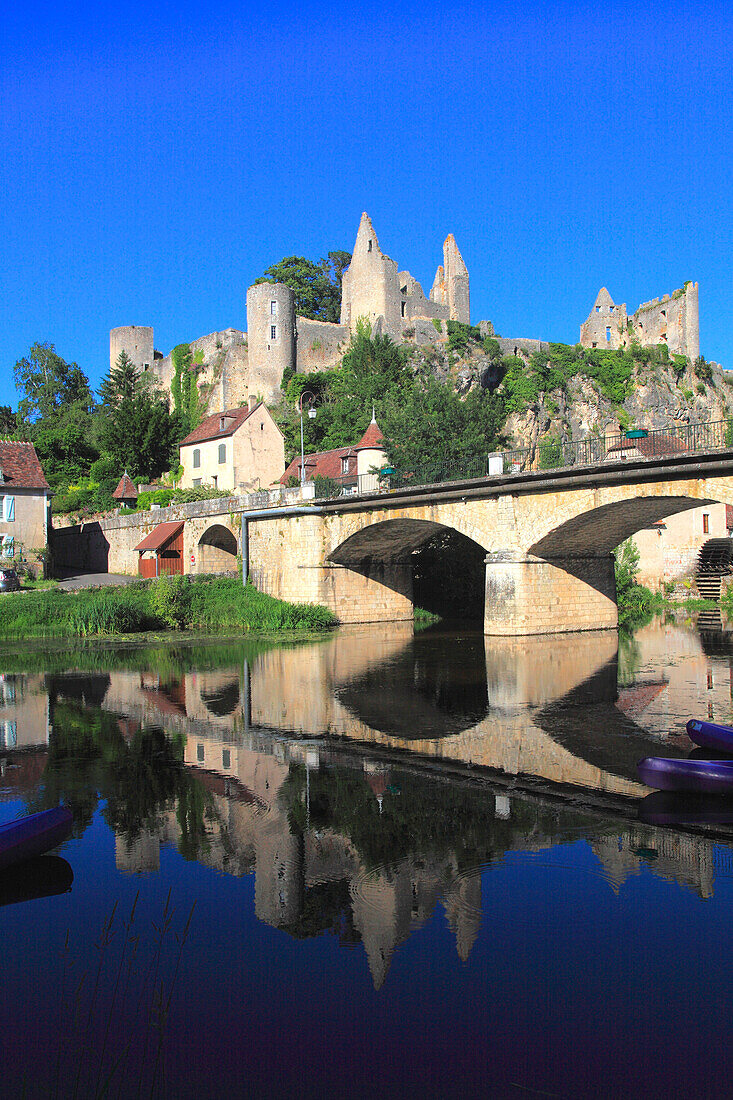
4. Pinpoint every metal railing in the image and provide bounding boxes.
[299,418,733,503]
